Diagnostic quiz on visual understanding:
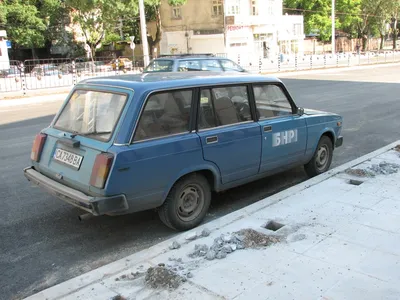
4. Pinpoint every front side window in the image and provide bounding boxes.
[143,59,174,72]
[198,85,252,129]
[134,90,192,142]
[201,59,223,71]
[220,59,244,72]
[54,90,127,142]
[253,84,293,119]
